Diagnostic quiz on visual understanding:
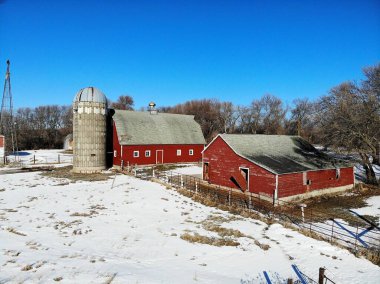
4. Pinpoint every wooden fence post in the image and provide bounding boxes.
[318,267,325,284]
[287,279,293,284]
[228,189,231,206]
[58,154,60,164]
[34,155,36,164]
